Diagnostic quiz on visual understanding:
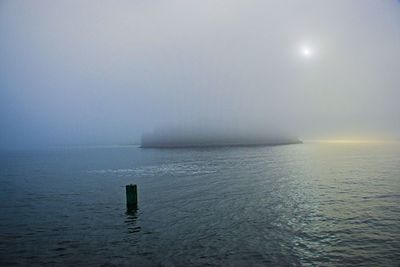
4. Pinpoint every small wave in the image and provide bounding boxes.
[87,162,218,177]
